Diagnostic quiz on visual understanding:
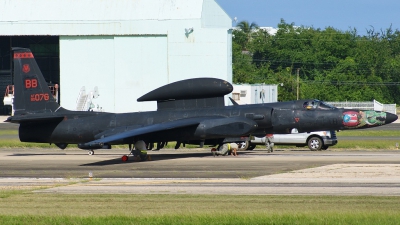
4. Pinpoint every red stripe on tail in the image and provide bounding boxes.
[14,52,34,59]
